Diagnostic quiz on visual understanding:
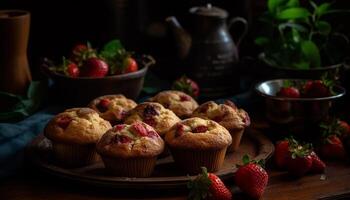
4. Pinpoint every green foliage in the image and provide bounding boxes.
[256,0,350,69]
